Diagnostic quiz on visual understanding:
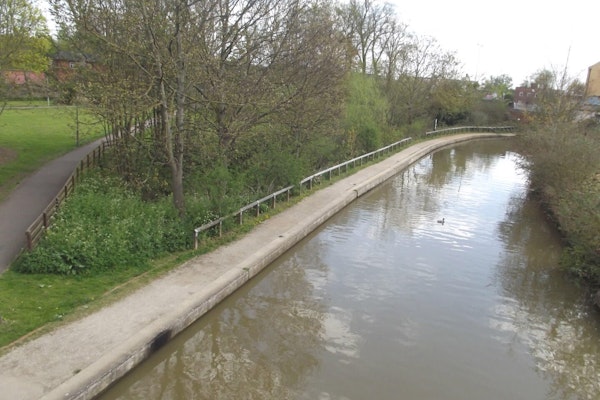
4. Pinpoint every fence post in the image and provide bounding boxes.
[194,230,199,250]
[26,231,33,250]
